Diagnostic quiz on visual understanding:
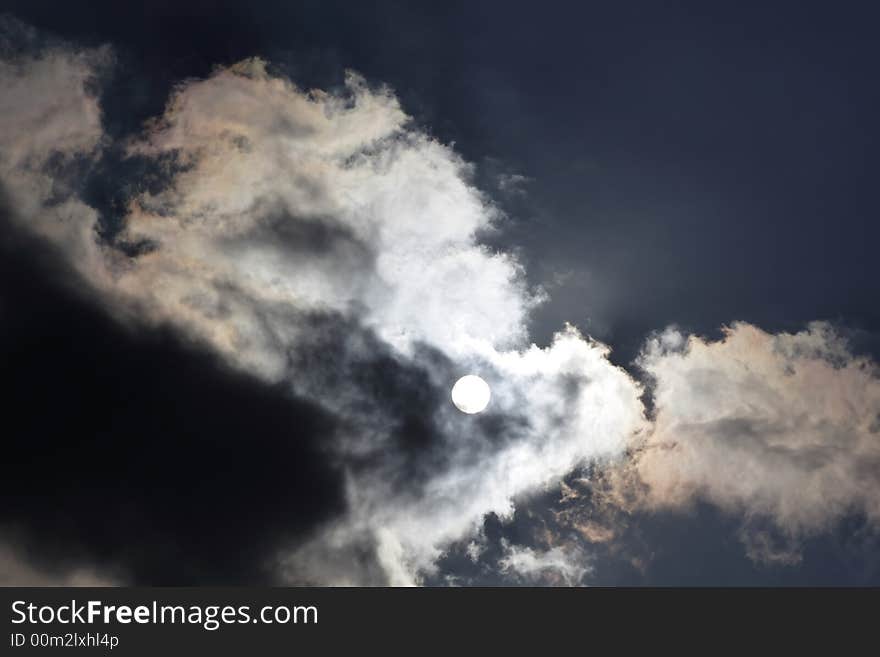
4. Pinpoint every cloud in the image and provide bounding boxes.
[0,541,121,587]
[498,540,590,586]
[111,57,645,584]
[544,322,880,568]
[0,205,346,584]
[278,325,645,584]
[631,322,880,560]
[116,58,537,374]
[0,33,646,585]
[0,18,110,274]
